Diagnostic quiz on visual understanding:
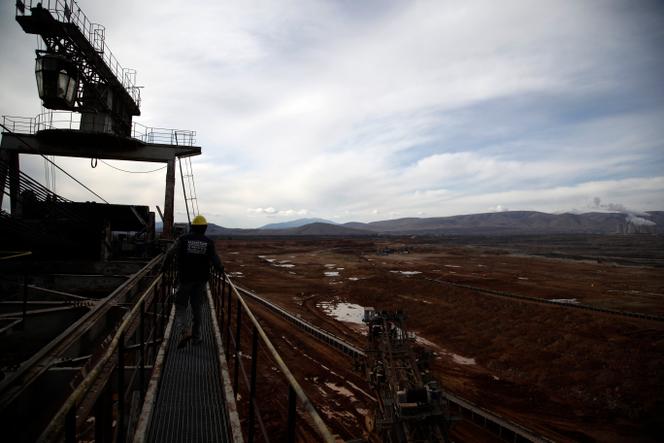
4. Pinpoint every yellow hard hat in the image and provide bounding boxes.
[191,214,208,226]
